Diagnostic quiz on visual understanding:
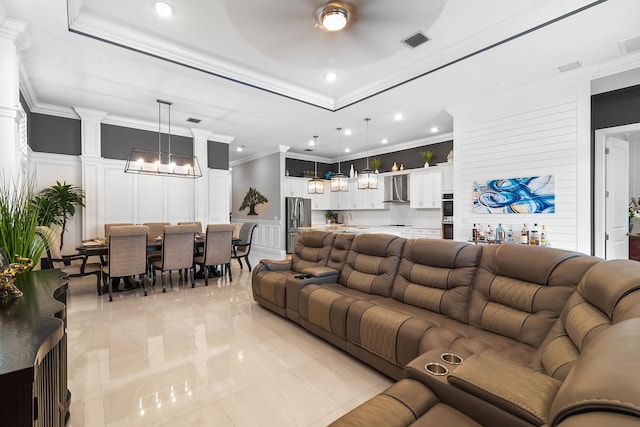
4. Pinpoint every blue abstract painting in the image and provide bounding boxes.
[473,176,555,214]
